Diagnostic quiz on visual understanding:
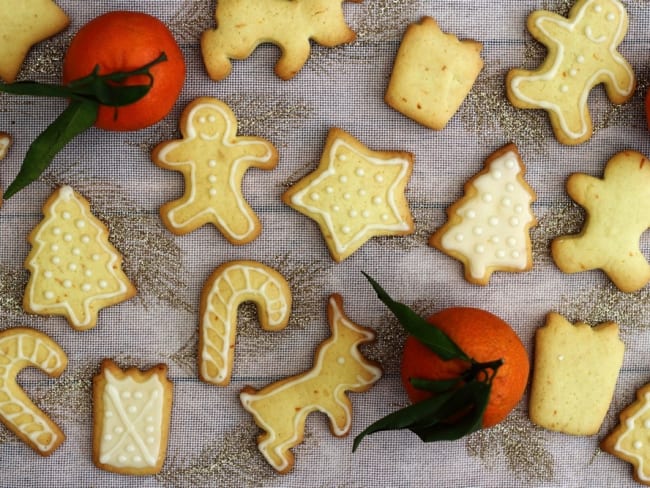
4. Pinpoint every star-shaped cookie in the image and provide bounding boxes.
[551,150,650,292]
[282,128,414,262]
[506,0,635,145]
[152,97,278,245]
[0,1,69,82]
